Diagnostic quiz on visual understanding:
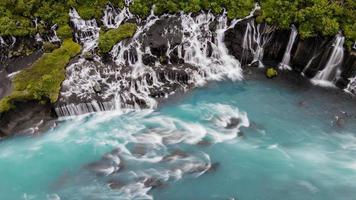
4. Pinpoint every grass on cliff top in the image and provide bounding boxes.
[98,23,137,54]
[0,39,81,113]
